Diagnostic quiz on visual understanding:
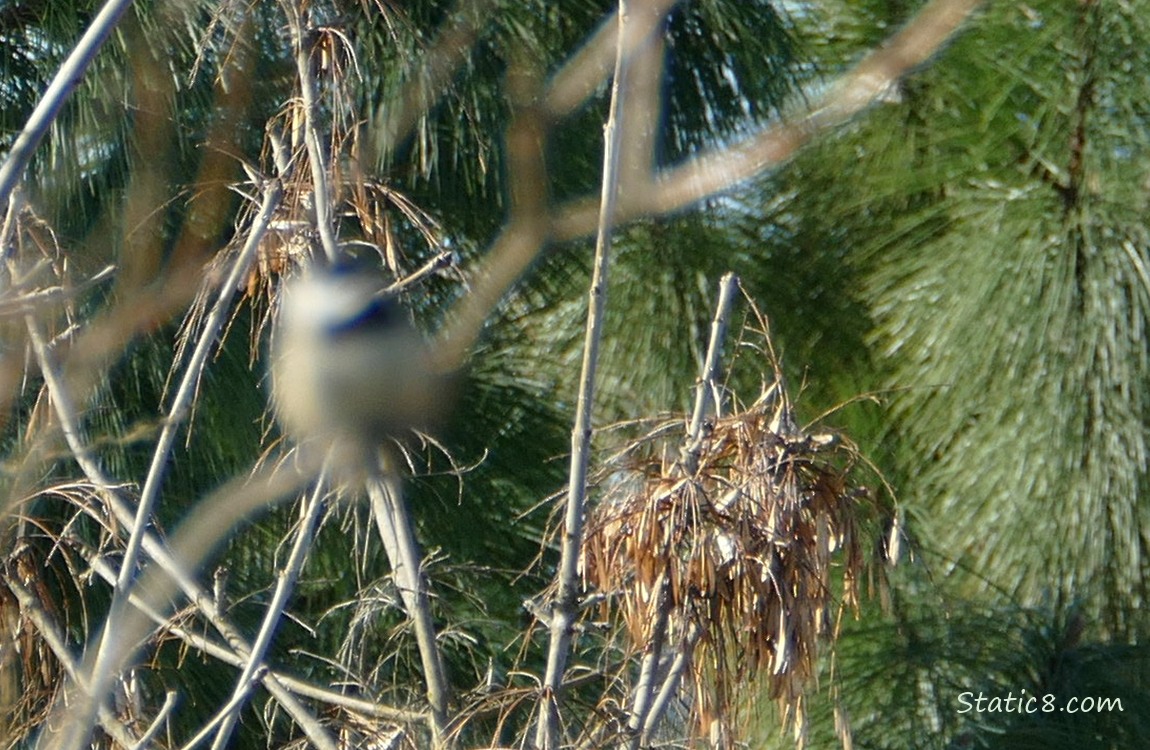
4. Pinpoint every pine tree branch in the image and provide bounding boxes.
[434,68,550,373]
